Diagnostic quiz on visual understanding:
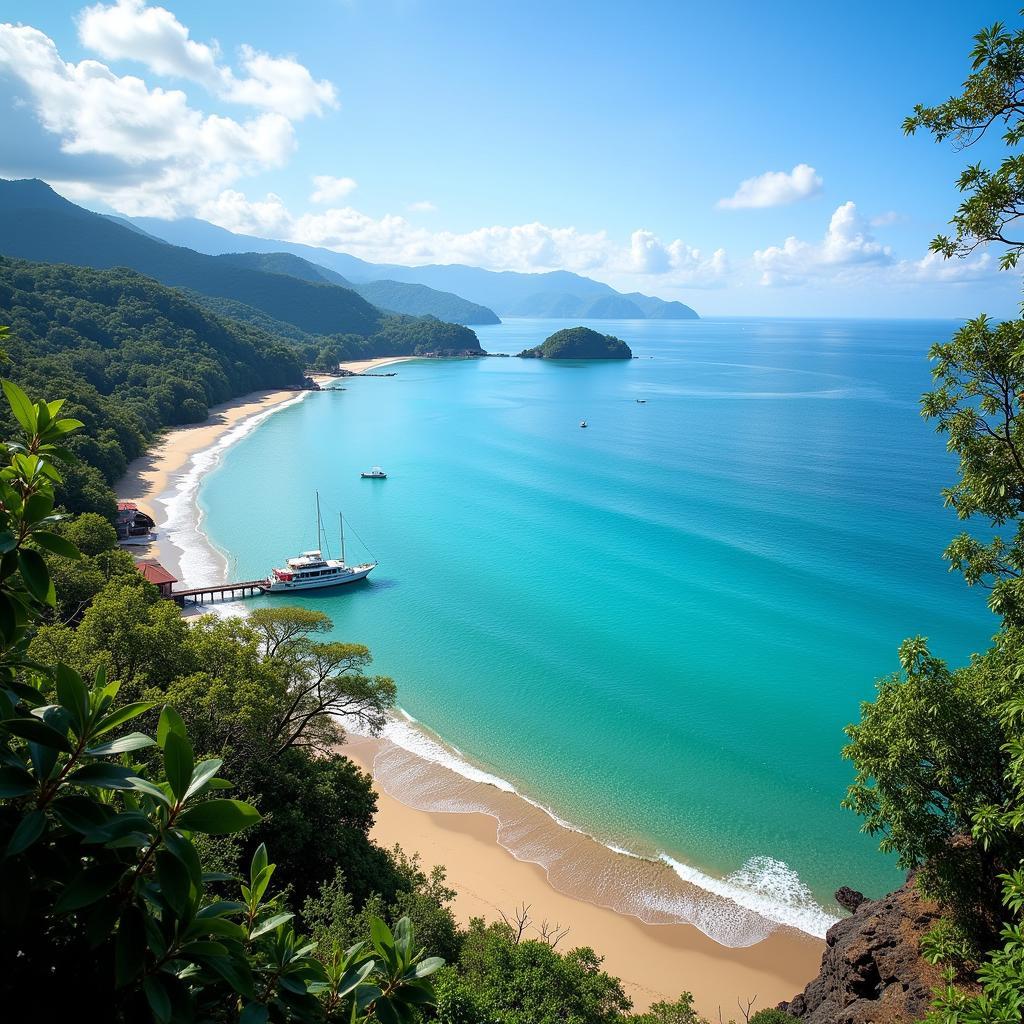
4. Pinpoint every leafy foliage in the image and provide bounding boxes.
[904,19,1024,270]
[0,379,442,1021]
[0,257,303,514]
[920,315,1024,622]
[438,918,632,1024]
